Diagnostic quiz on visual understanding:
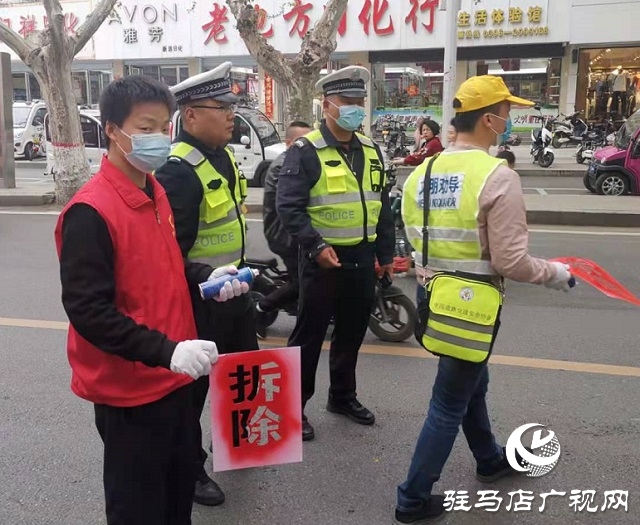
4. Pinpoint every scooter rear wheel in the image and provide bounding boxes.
[538,151,555,168]
[368,294,416,343]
